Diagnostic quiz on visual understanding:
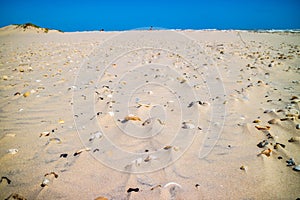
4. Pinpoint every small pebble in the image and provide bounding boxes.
[296,124,300,129]
[268,119,279,124]
[127,188,139,193]
[257,140,269,148]
[23,91,30,97]
[7,149,18,155]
